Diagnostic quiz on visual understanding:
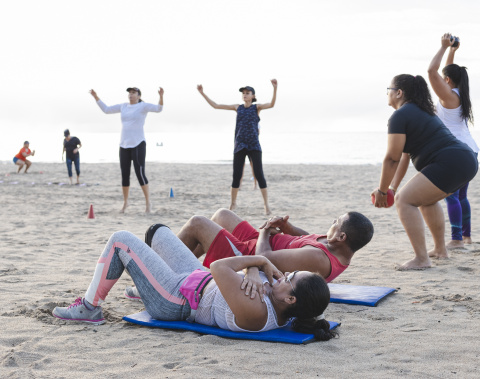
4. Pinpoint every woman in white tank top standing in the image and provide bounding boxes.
[428,33,478,250]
